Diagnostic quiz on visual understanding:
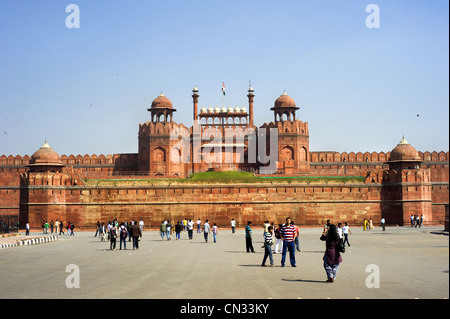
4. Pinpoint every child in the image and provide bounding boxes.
[212,223,218,243]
